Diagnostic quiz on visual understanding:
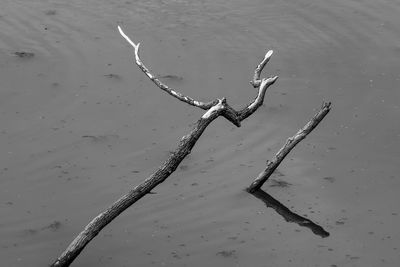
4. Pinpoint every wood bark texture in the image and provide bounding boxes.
[51,26,278,266]
[51,26,330,266]
[247,102,331,193]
